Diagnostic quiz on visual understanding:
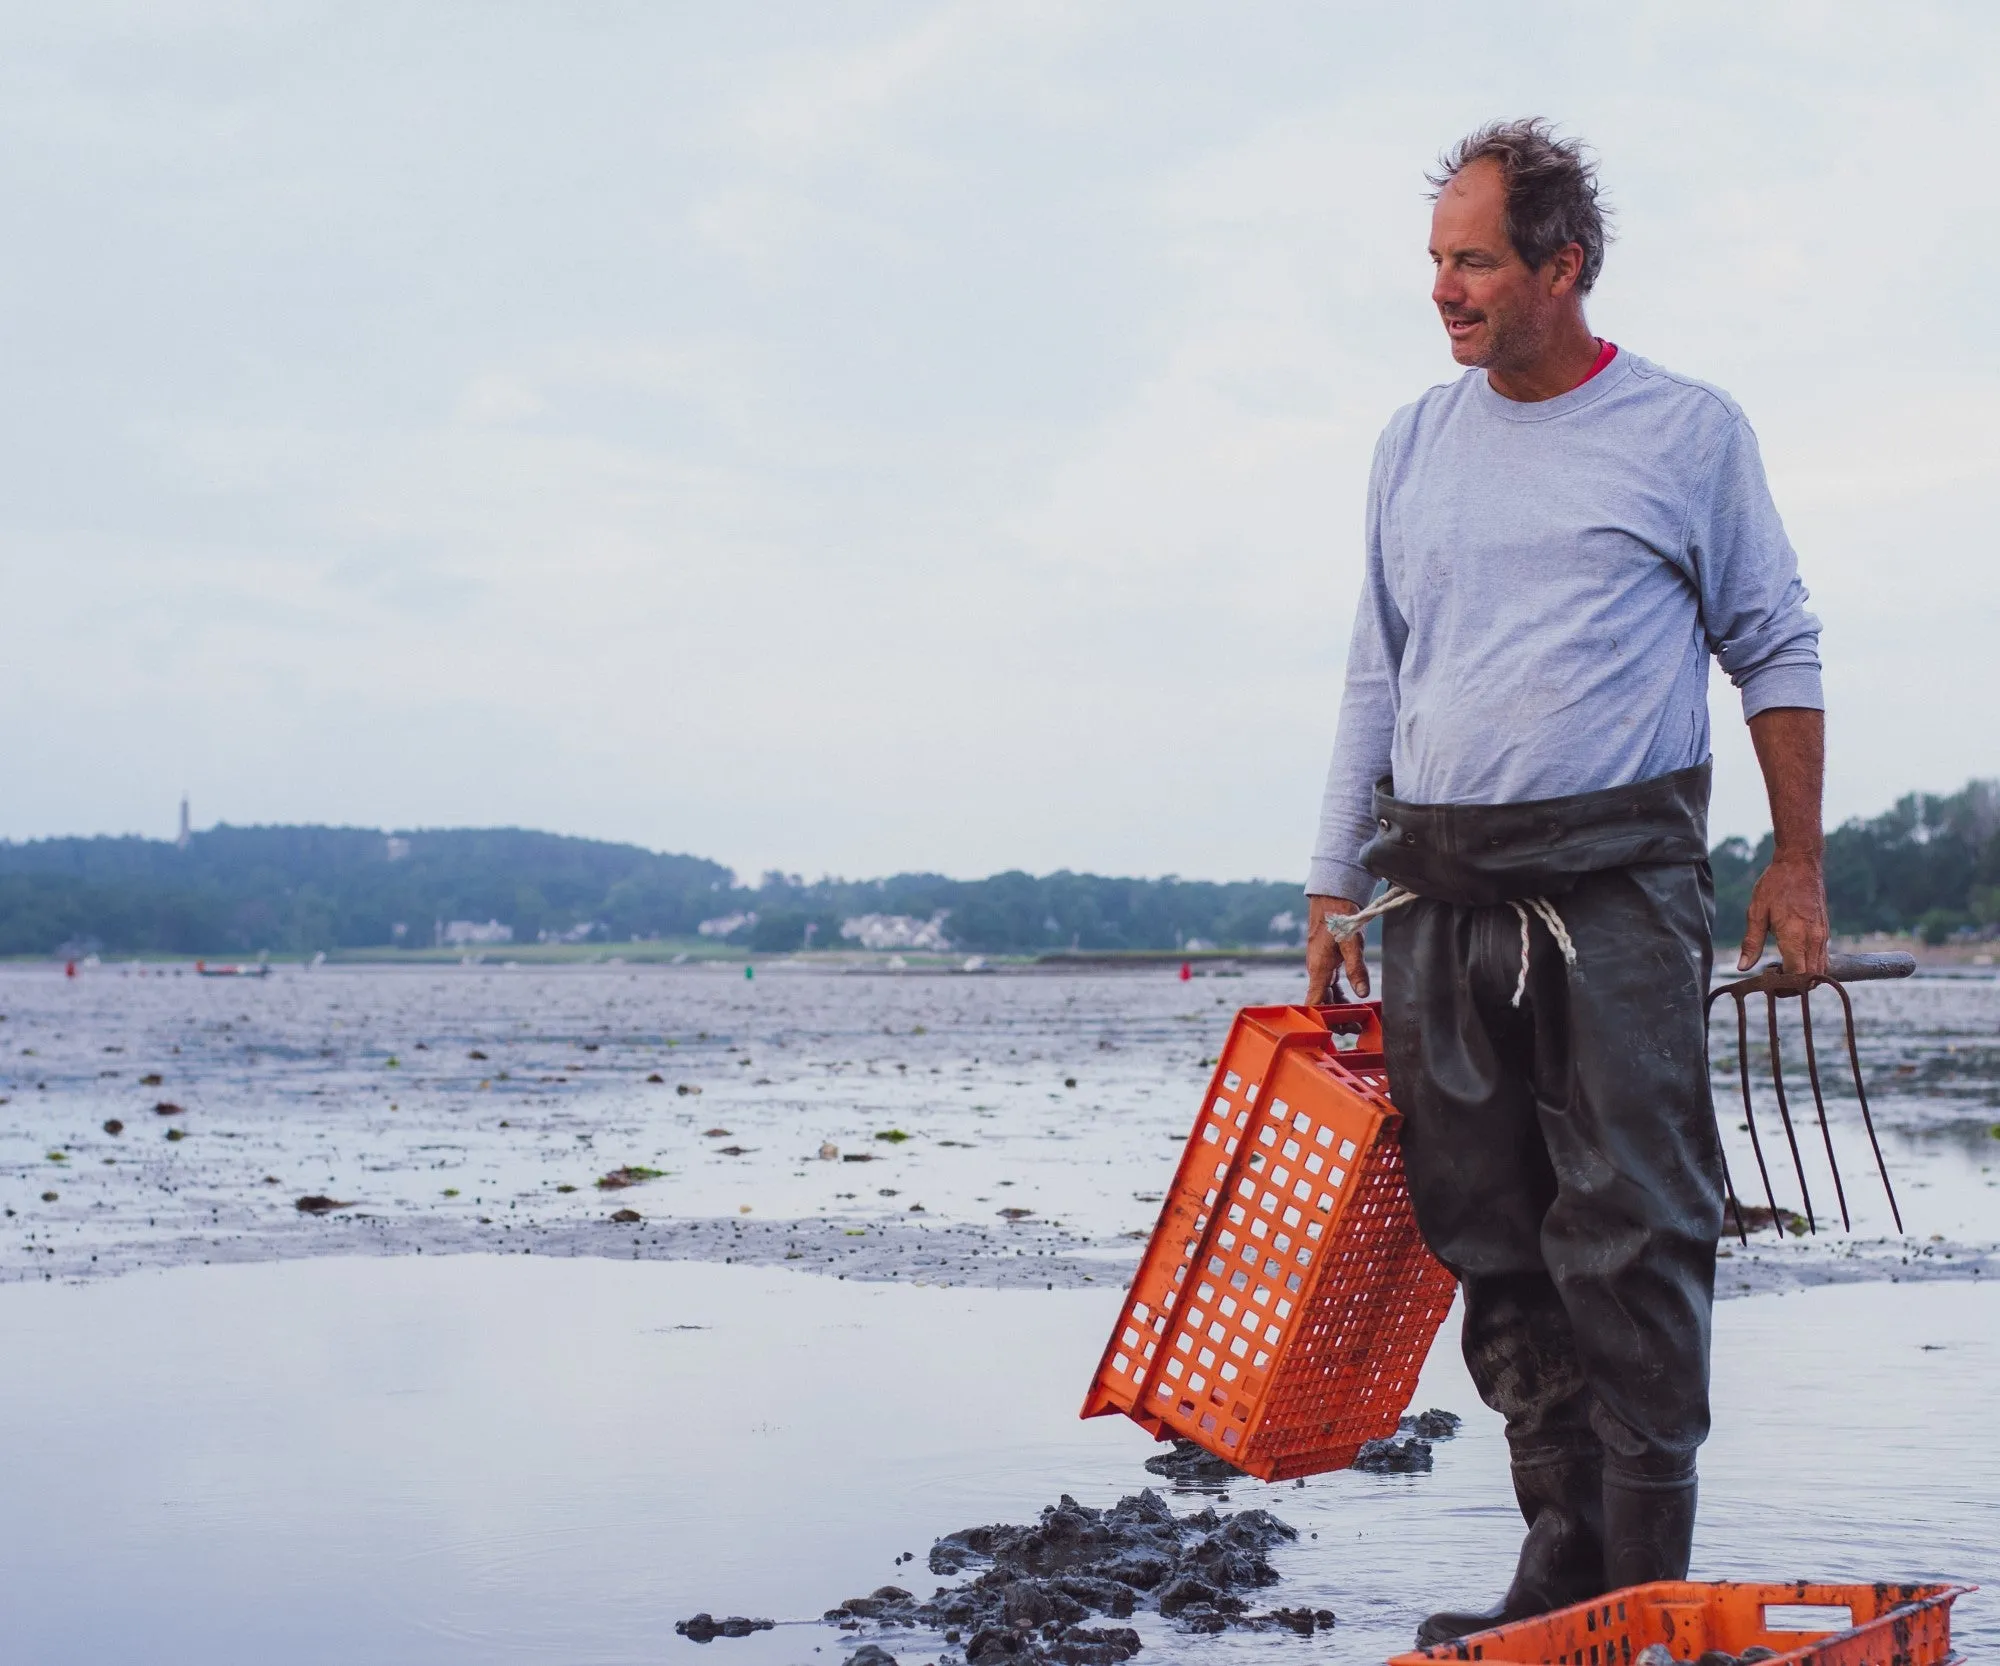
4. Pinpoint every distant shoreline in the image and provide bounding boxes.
[6,931,1992,973]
